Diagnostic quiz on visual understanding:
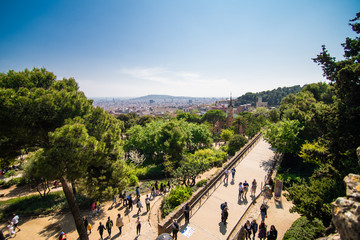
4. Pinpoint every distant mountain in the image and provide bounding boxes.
[131,95,218,101]
[235,85,303,107]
